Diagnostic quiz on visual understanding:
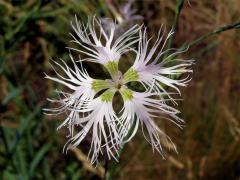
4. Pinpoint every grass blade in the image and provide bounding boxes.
[29,143,51,177]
